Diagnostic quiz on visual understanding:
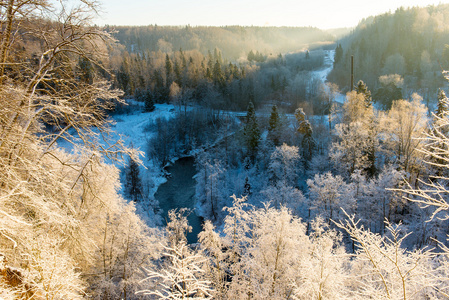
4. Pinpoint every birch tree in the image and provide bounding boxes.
[0,0,151,297]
